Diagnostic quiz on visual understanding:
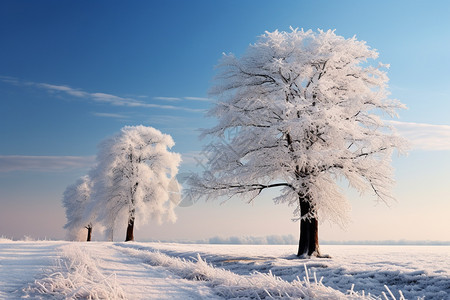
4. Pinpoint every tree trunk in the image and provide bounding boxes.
[126,183,138,242]
[86,225,92,242]
[107,227,114,242]
[297,196,320,257]
[125,216,135,242]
